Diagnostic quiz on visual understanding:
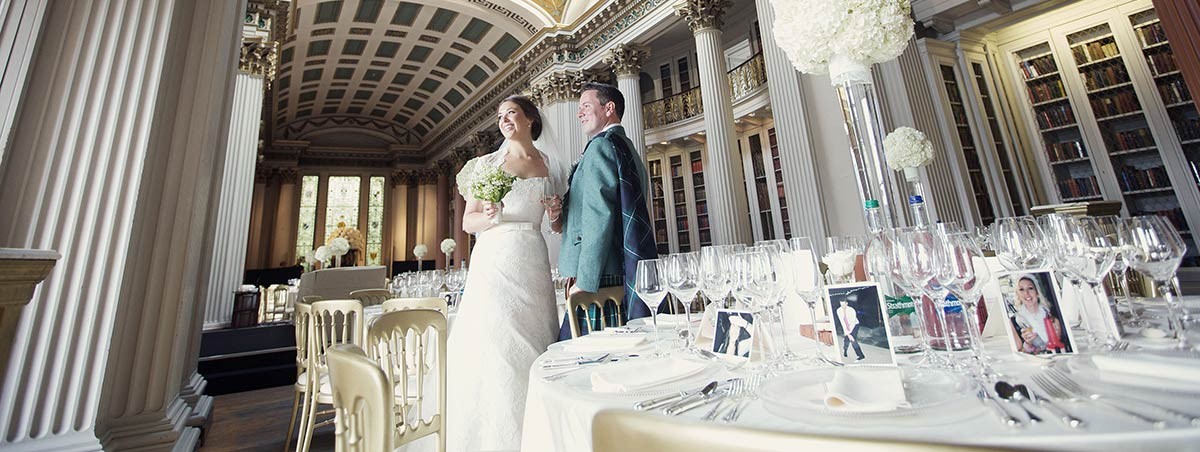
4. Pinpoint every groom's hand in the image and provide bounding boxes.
[565,277,586,300]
